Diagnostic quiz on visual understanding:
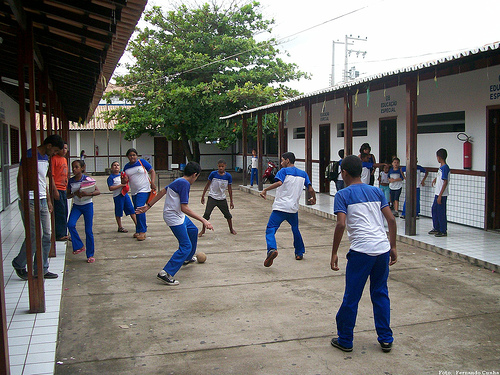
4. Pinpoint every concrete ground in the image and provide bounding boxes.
[55,175,500,375]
